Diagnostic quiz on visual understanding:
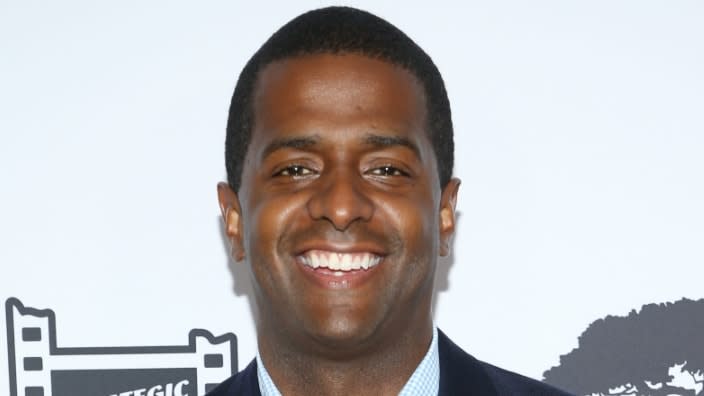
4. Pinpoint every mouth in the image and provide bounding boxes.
[295,249,384,288]
[299,250,382,272]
